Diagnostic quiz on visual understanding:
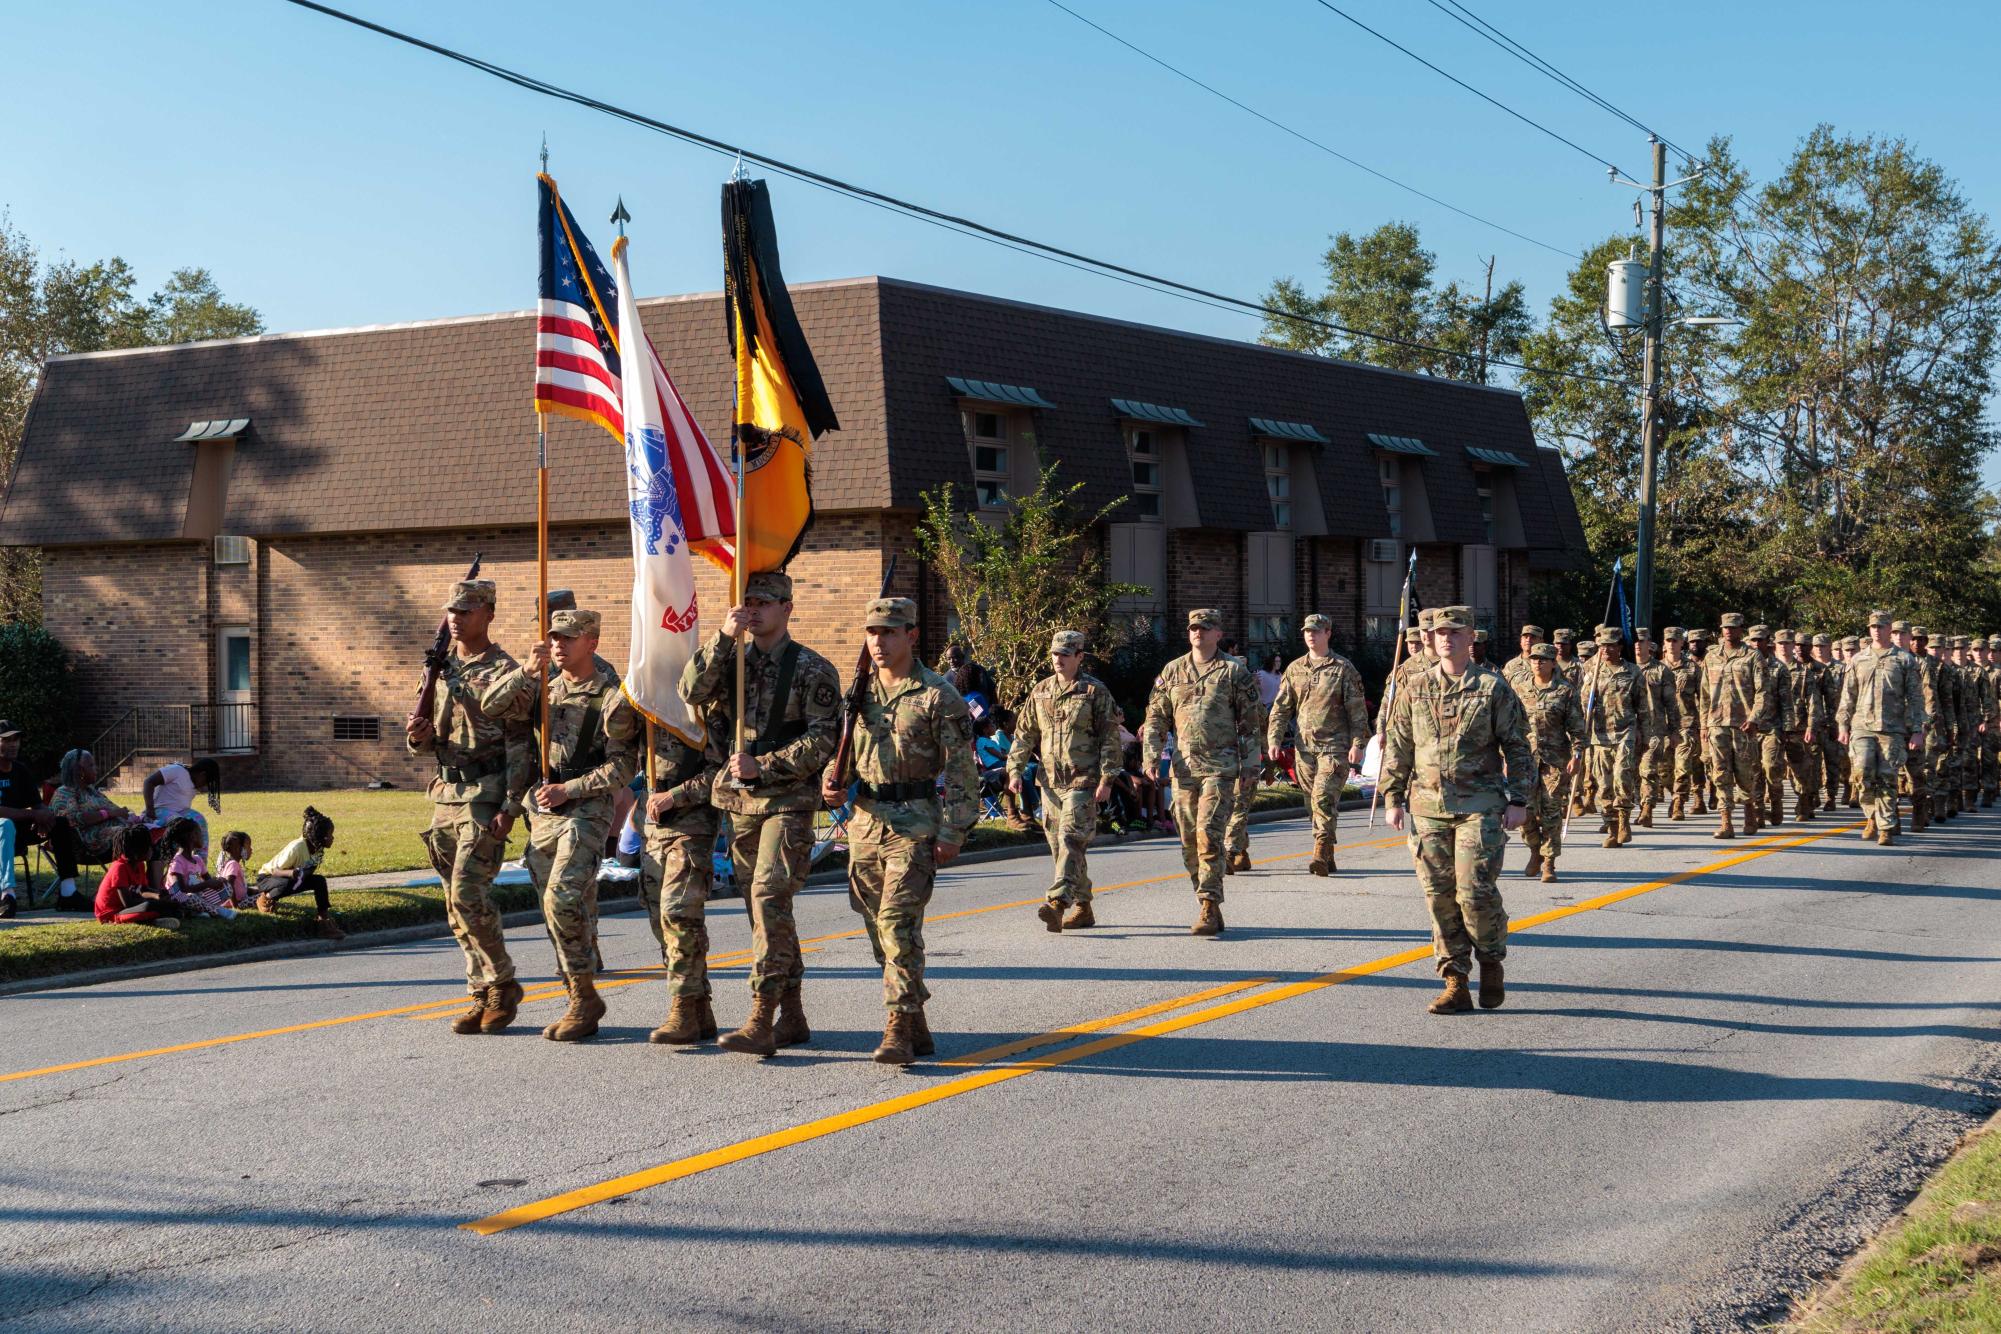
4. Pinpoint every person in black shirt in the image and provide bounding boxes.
[0,721,89,915]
